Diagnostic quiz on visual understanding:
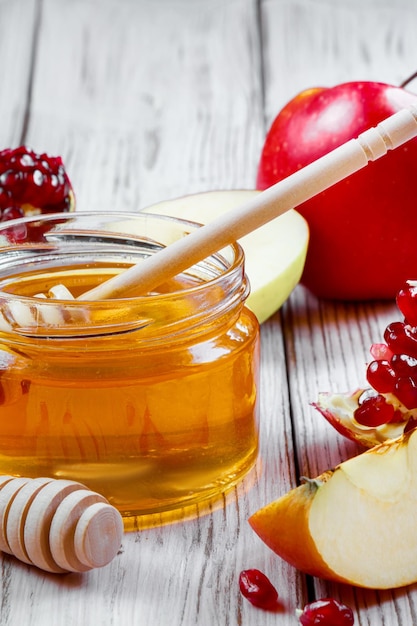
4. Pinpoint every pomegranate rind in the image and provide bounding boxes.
[314,390,408,448]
